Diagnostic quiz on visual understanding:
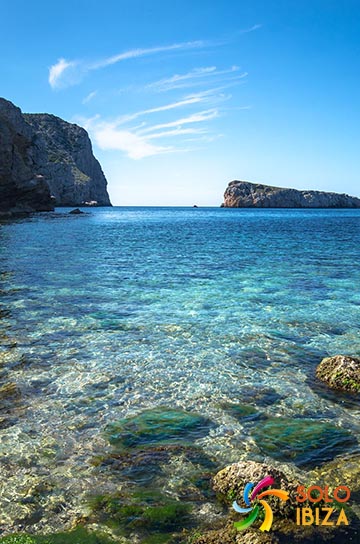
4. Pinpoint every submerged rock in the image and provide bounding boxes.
[316,355,360,393]
[106,407,212,451]
[251,416,355,467]
[235,386,283,407]
[91,411,220,542]
[89,488,192,540]
[0,382,21,412]
[0,382,21,400]
[220,402,260,421]
[311,452,360,492]
[95,443,217,493]
[222,180,360,208]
